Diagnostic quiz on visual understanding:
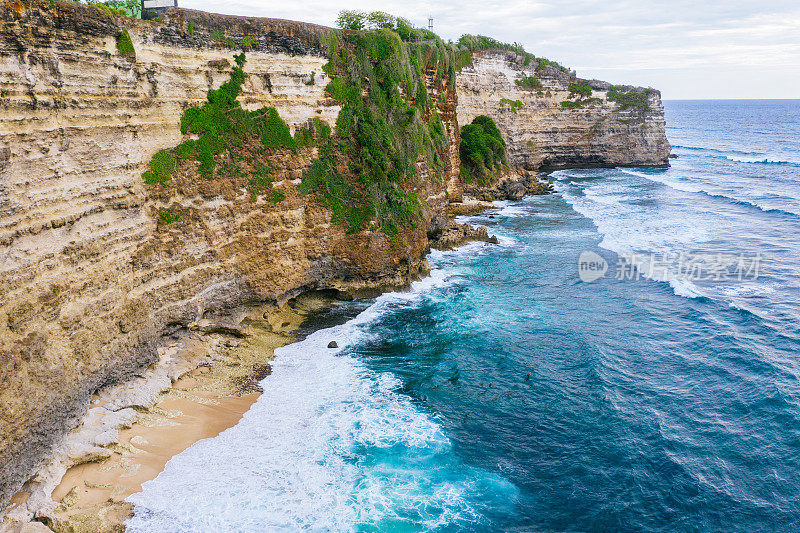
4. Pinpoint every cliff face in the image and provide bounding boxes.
[0,1,670,518]
[0,1,460,512]
[456,50,671,170]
